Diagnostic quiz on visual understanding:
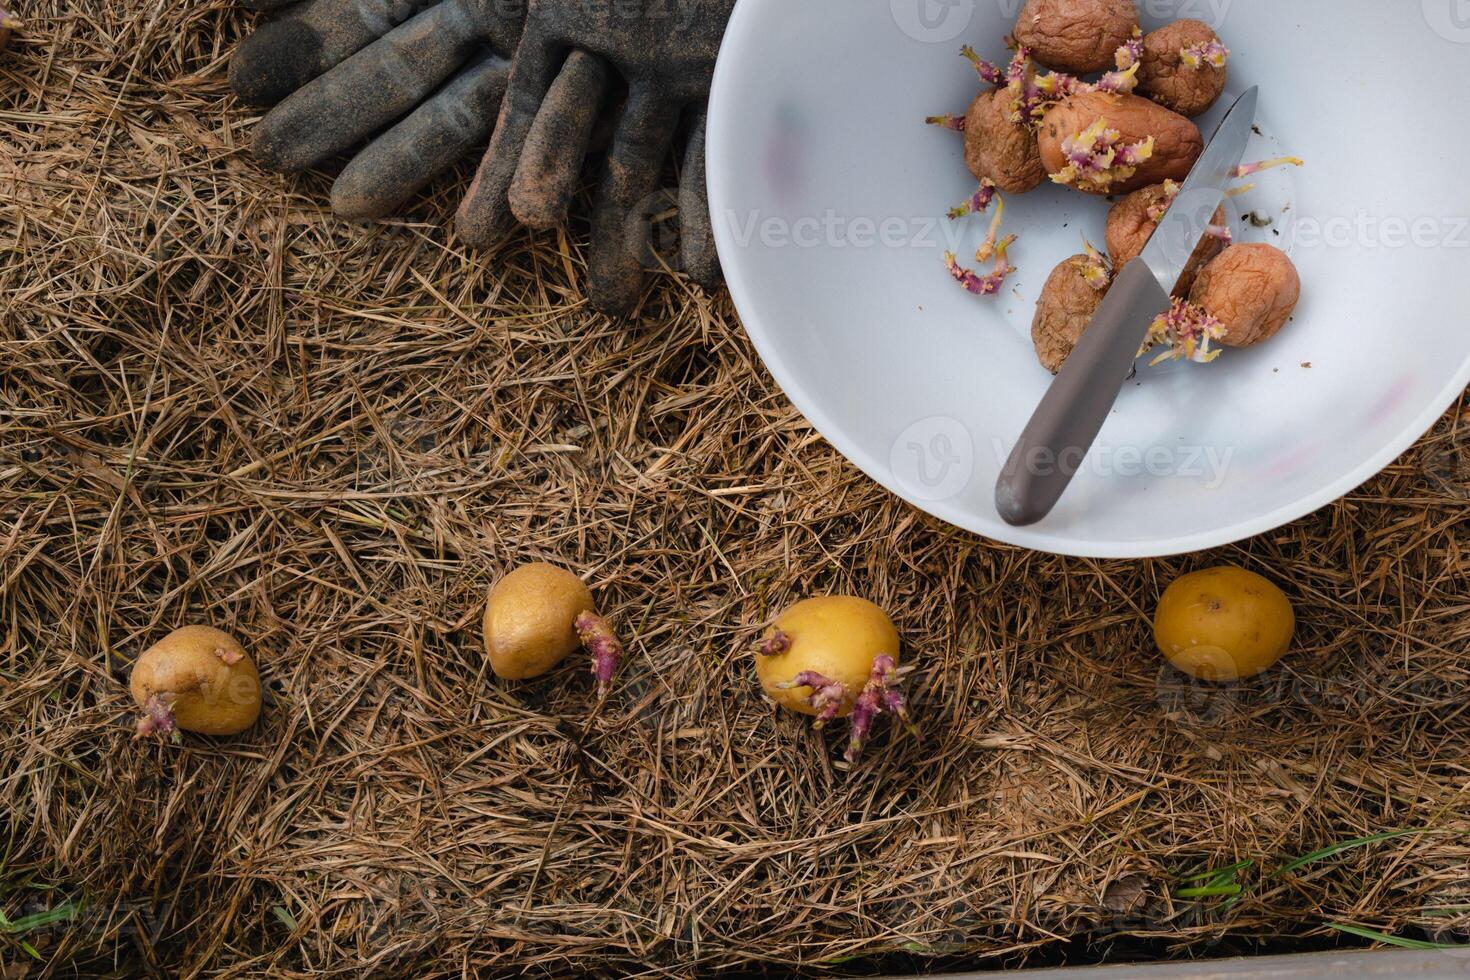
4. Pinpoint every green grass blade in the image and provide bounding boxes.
[1175,884,1243,899]
[1327,922,1470,950]
[0,900,78,934]
[1177,859,1254,885]
[1272,830,1430,878]
[1175,829,1451,906]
